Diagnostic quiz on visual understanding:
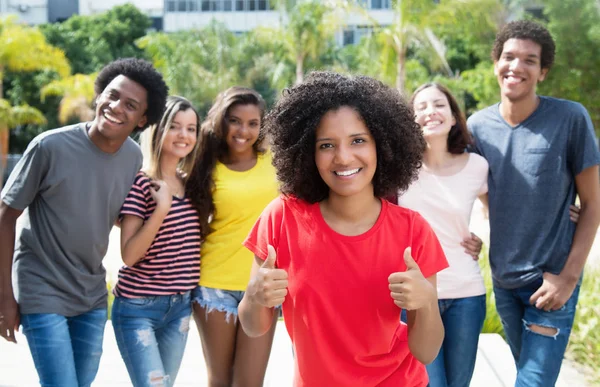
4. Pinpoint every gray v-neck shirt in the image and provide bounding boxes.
[468,96,600,289]
[1,123,142,316]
